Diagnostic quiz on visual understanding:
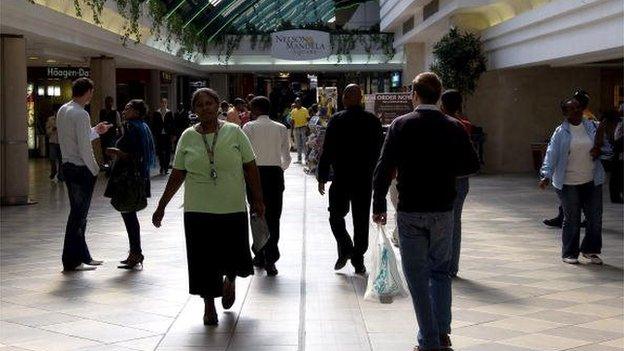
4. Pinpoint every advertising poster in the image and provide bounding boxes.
[317,87,338,117]
[374,93,413,125]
